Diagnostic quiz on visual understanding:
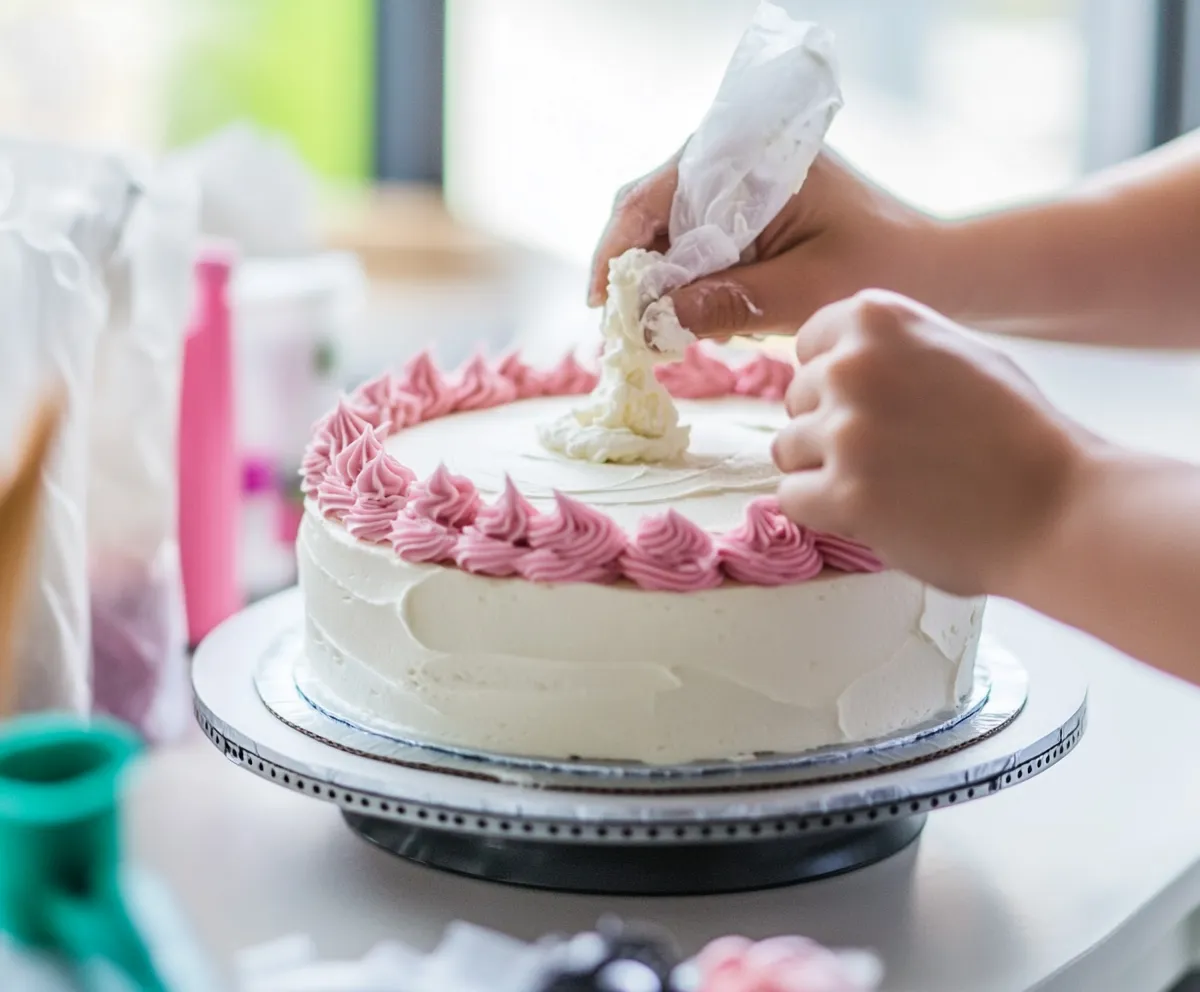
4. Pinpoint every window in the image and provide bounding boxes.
[445,0,1160,263]
[0,0,169,152]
